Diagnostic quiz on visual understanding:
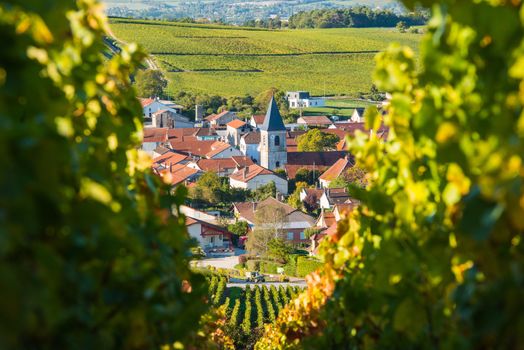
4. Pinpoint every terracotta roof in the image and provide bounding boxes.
[323,221,338,236]
[231,156,254,168]
[195,158,236,172]
[185,216,231,236]
[205,110,230,122]
[315,210,336,228]
[227,119,247,129]
[140,97,155,107]
[241,132,261,144]
[169,140,215,157]
[154,146,171,155]
[143,128,168,143]
[233,197,301,224]
[153,151,188,166]
[206,141,232,158]
[297,116,333,125]
[251,114,265,125]
[285,151,347,179]
[334,202,359,218]
[158,163,199,185]
[169,140,231,158]
[319,157,353,182]
[230,164,275,182]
